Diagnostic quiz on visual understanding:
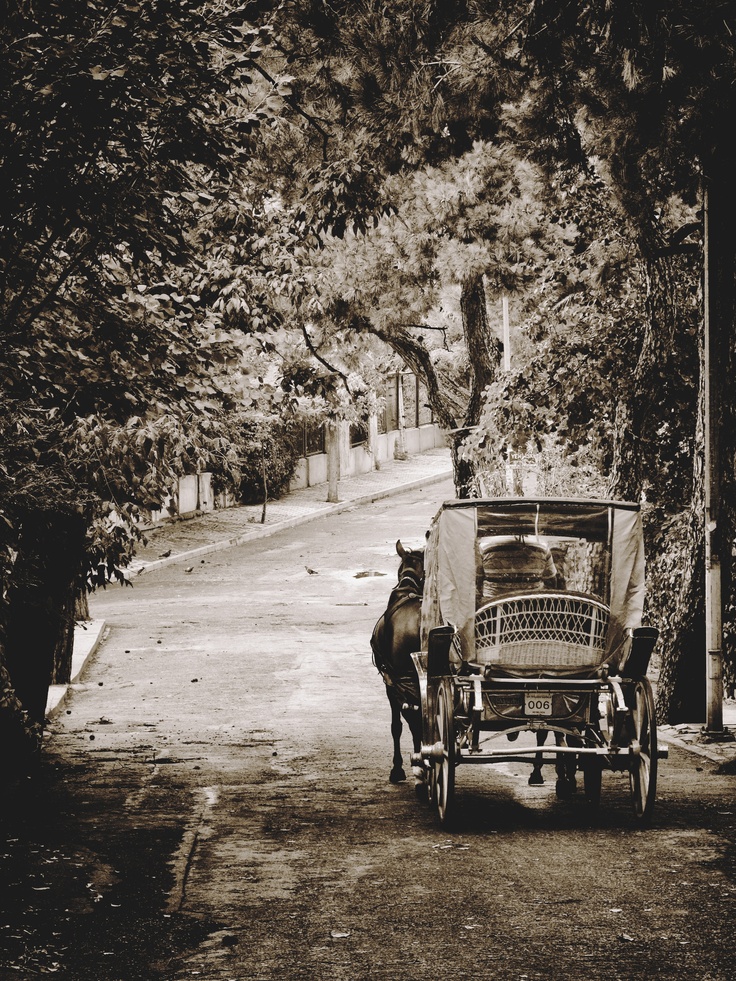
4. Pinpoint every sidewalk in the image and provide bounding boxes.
[50,445,736,765]
[128,446,454,575]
